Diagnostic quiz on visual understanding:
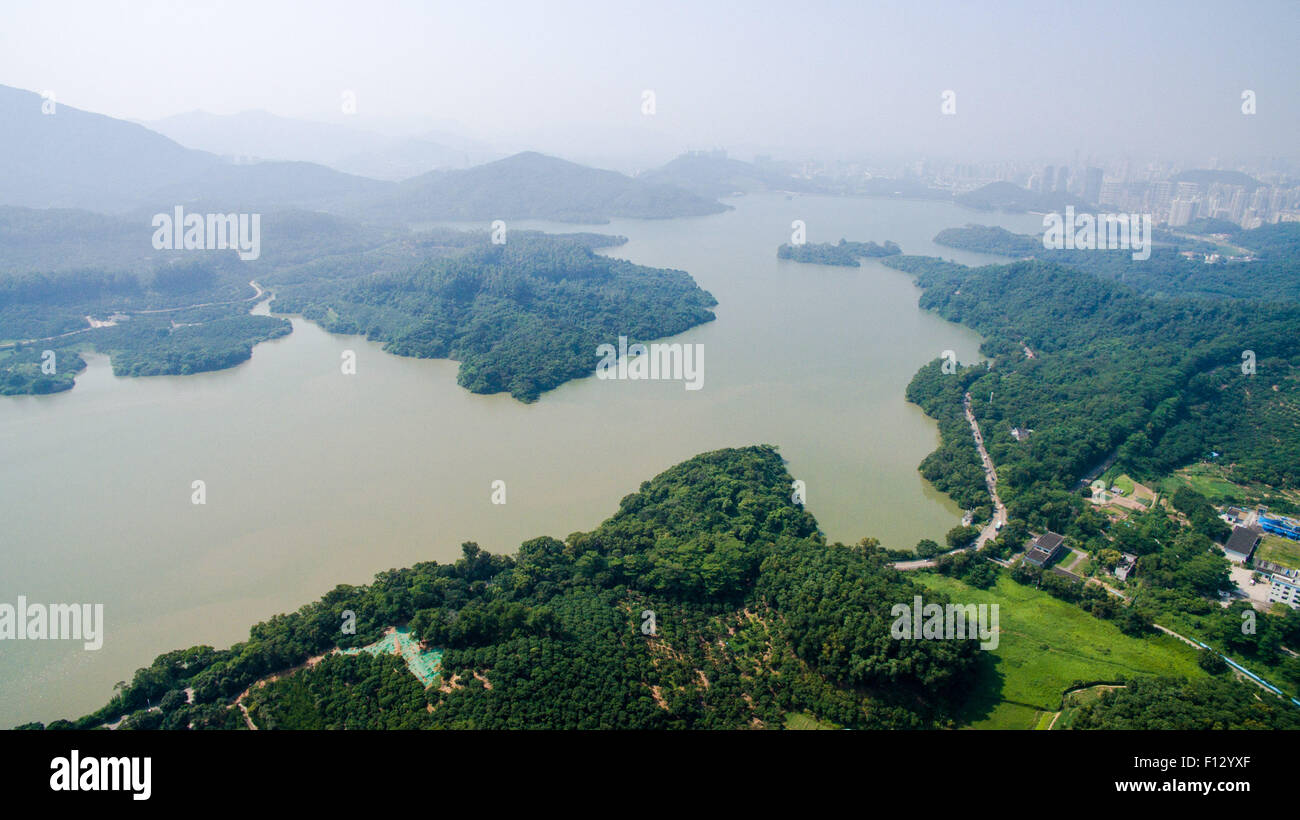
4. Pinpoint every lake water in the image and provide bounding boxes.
[0,194,1042,726]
